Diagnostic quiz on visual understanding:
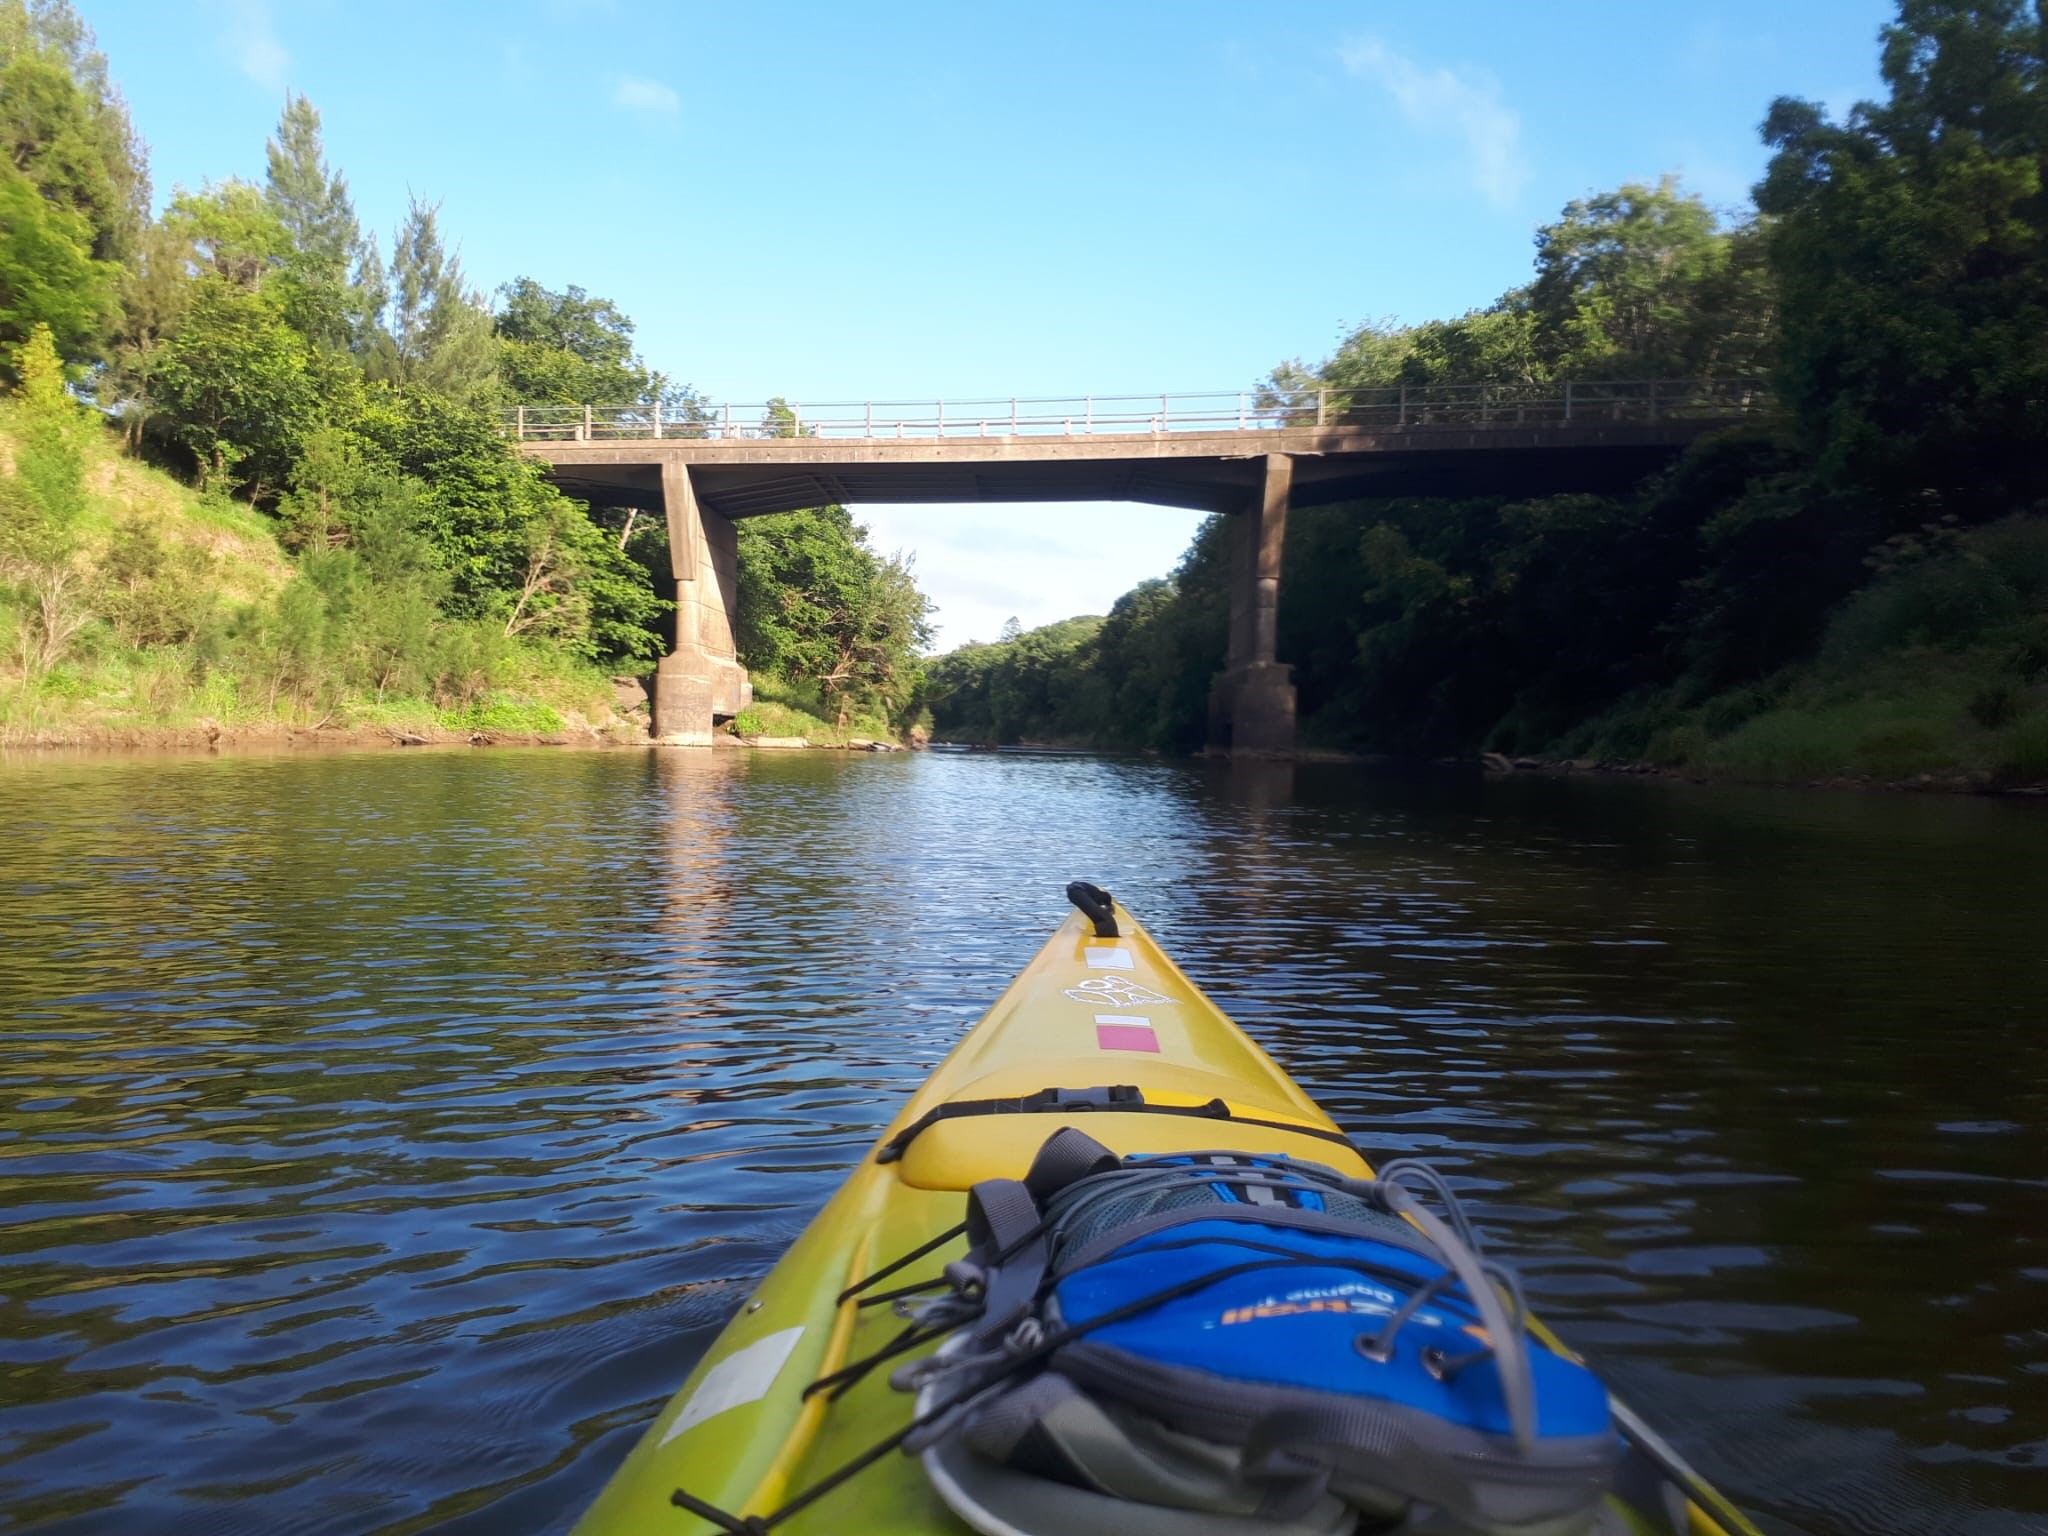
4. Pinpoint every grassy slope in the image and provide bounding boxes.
[0,411,632,744]
[1559,517,2048,788]
[732,672,901,745]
